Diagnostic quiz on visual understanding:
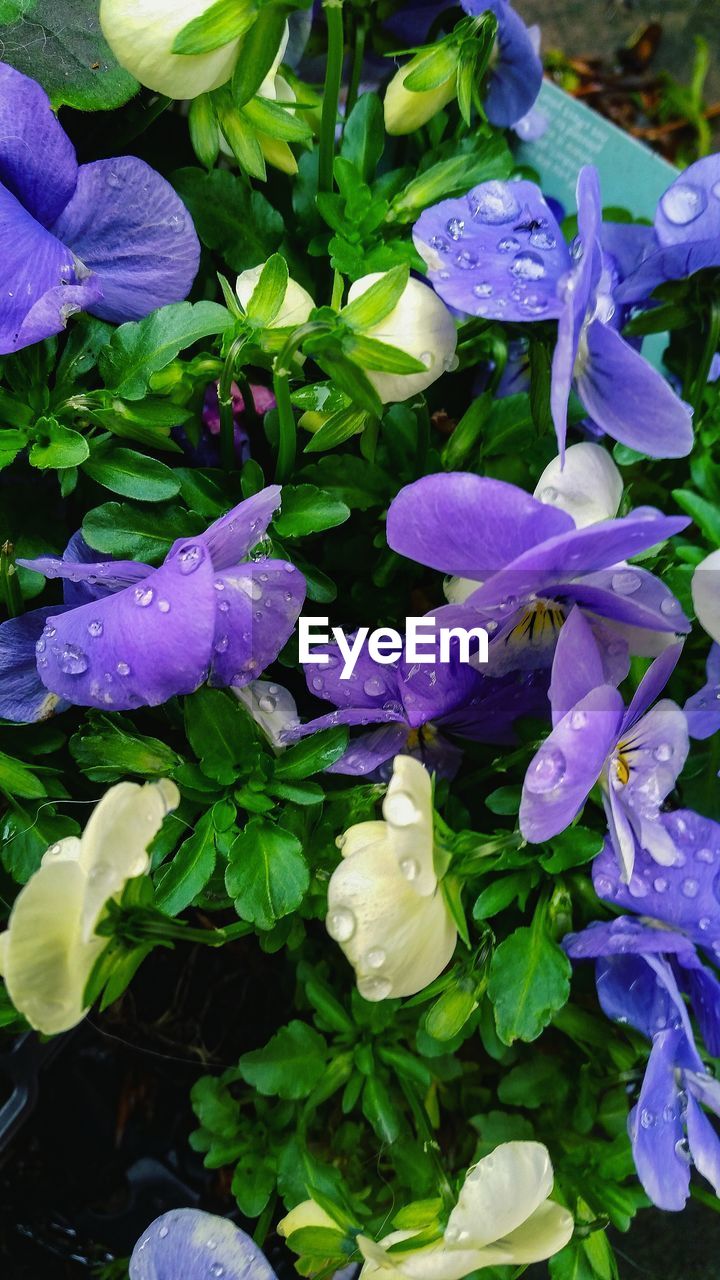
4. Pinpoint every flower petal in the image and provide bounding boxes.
[37,549,217,711]
[0,63,77,227]
[129,1208,278,1280]
[482,2,543,128]
[201,486,282,570]
[519,684,624,843]
[684,643,720,739]
[327,722,411,777]
[576,320,694,458]
[447,1142,554,1250]
[548,606,606,725]
[533,442,623,528]
[685,1091,720,1199]
[0,607,68,723]
[621,644,683,731]
[386,473,574,578]
[555,567,689,636]
[51,157,200,323]
[208,560,305,689]
[302,637,400,709]
[413,179,569,323]
[629,1028,690,1210]
[492,1200,574,1265]
[233,679,299,749]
